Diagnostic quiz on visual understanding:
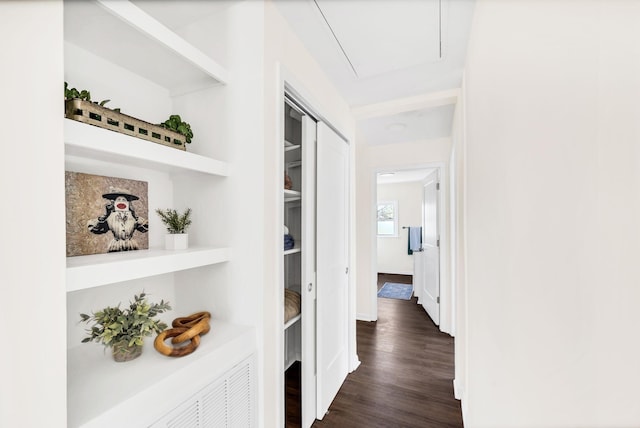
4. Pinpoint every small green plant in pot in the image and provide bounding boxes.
[79,292,171,362]
[156,208,192,250]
